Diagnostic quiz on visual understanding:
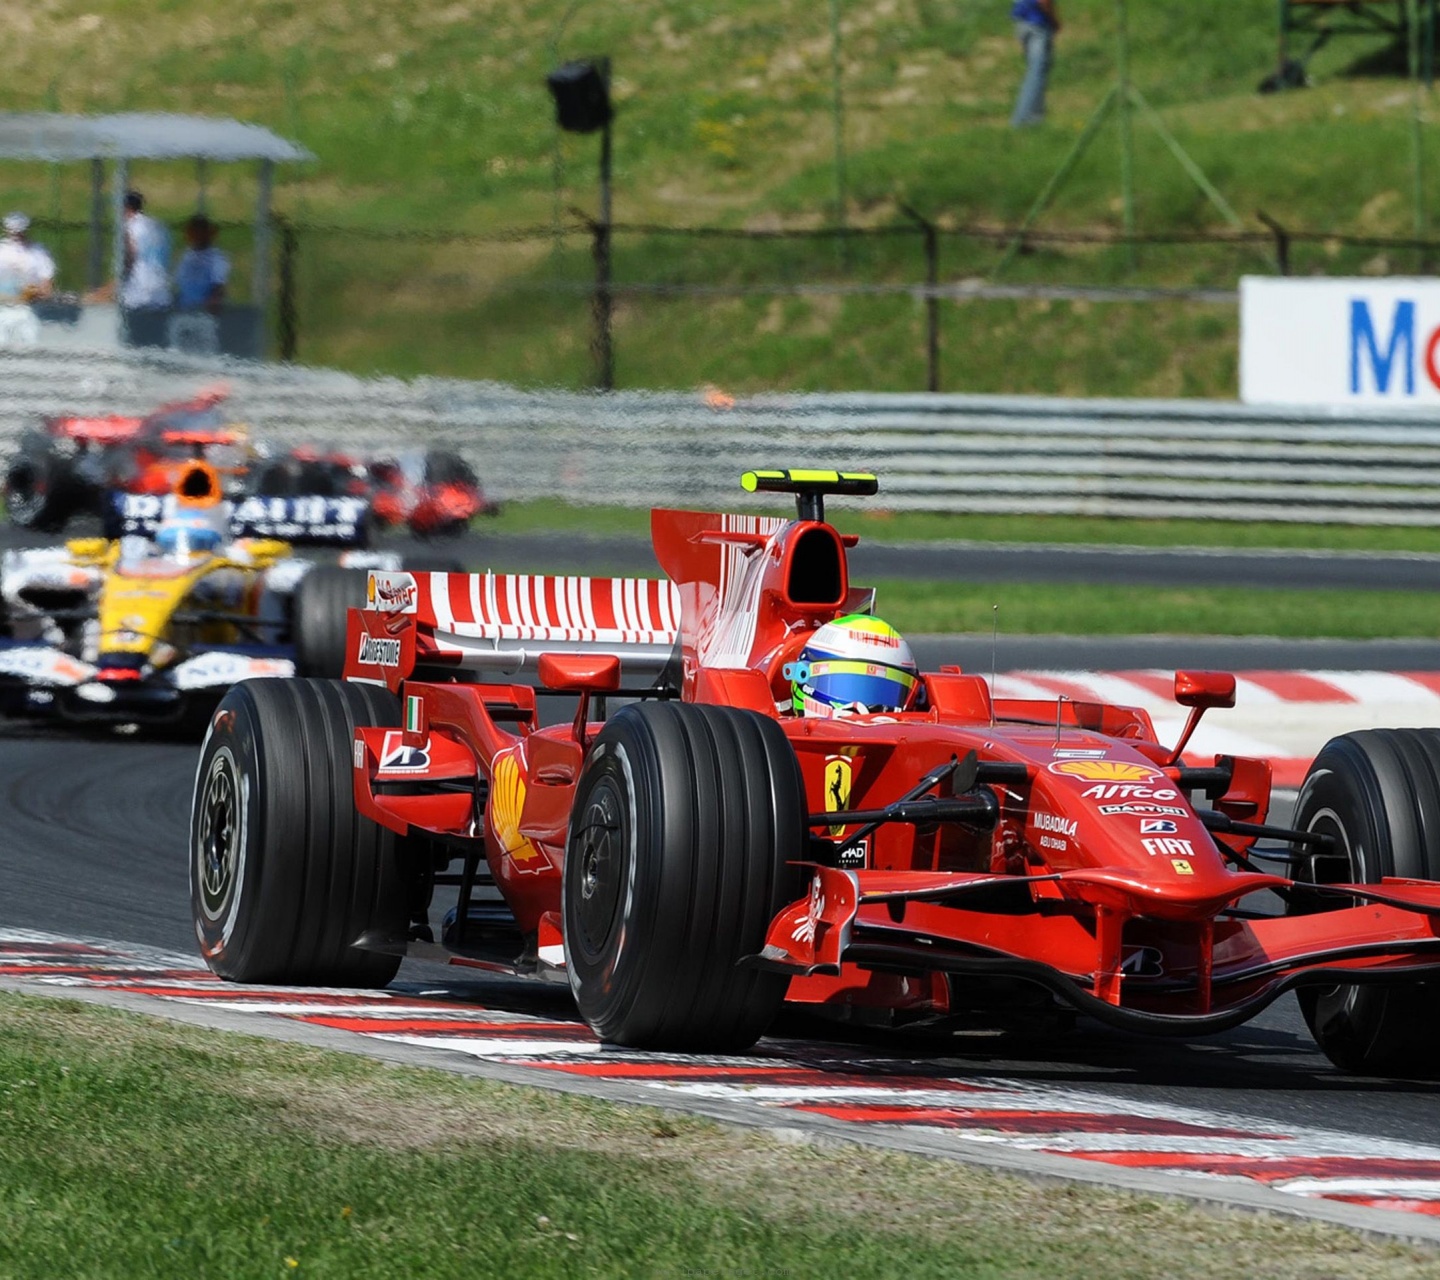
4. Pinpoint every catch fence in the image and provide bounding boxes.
[22,212,1440,397]
[4,346,1440,525]
[273,215,1440,395]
